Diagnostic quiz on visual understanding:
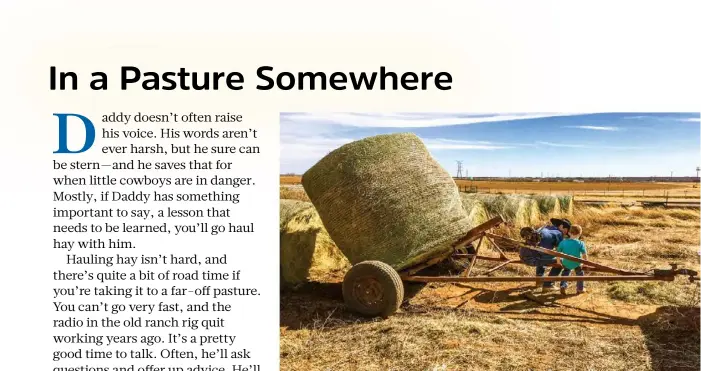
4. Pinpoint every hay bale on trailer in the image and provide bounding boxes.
[439,194,492,271]
[279,200,350,285]
[302,133,471,271]
[462,193,539,227]
[531,195,562,216]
